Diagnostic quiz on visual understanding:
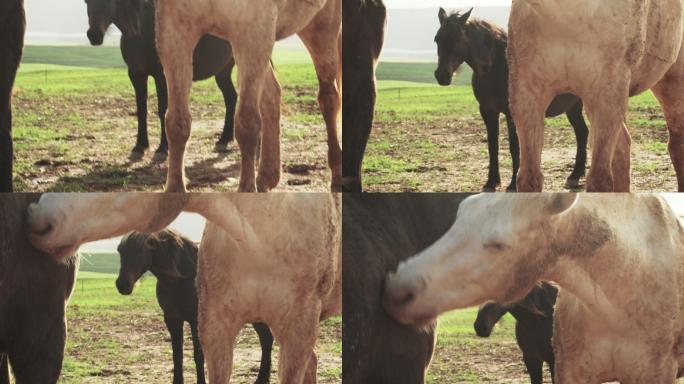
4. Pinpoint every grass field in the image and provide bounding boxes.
[364,61,677,192]
[60,252,341,383]
[13,45,331,191]
[425,309,552,384]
